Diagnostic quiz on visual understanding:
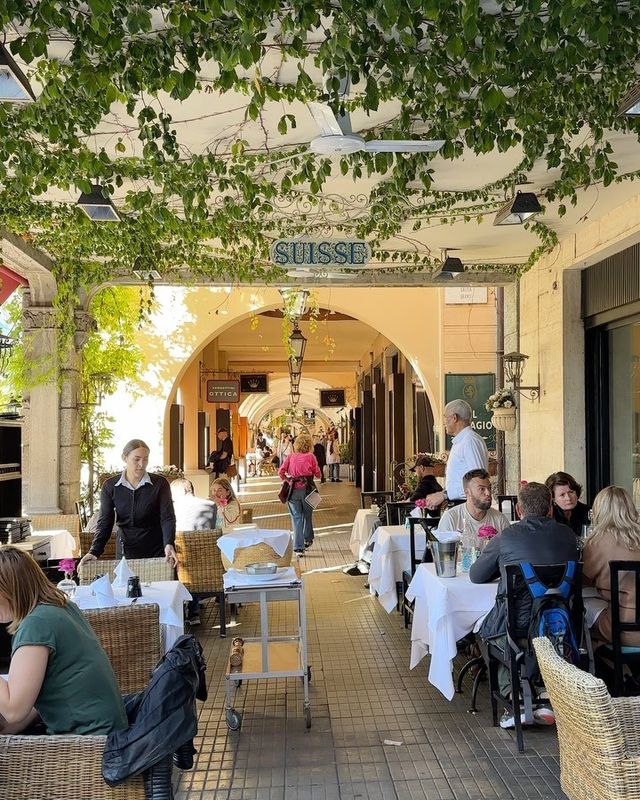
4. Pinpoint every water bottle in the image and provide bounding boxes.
[459,518,474,573]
